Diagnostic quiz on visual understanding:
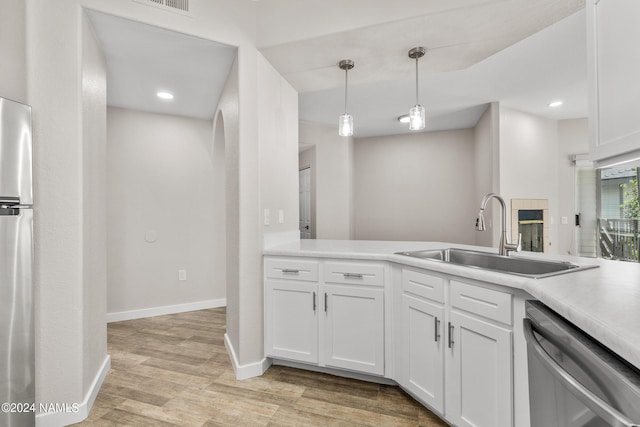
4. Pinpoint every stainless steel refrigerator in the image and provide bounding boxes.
[0,97,35,427]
